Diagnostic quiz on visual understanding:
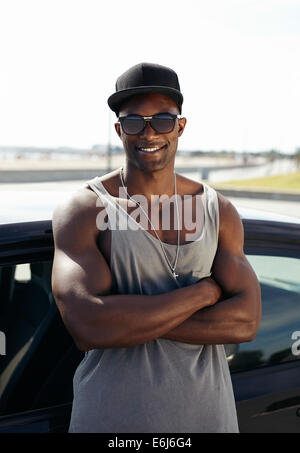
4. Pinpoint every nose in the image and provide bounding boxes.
[139,120,157,139]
